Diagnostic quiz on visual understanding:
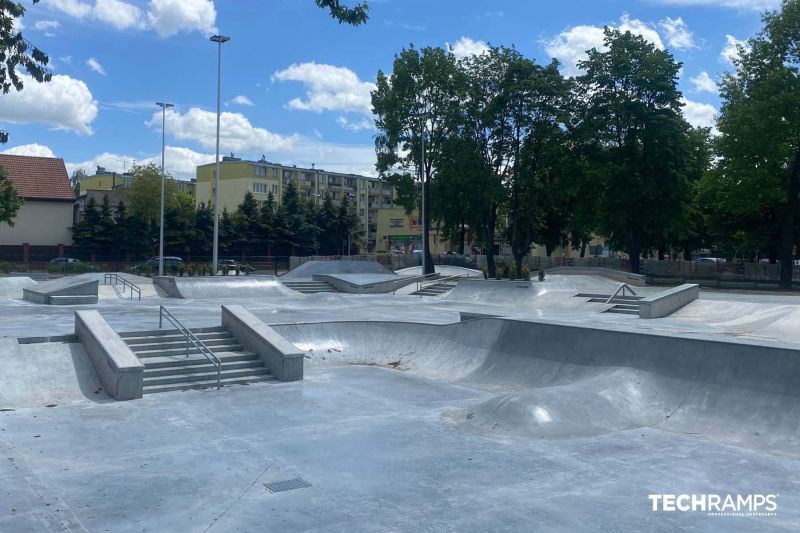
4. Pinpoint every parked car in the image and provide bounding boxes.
[693,257,726,264]
[132,256,184,273]
[219,259,254,274]
[48,257,97,272]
